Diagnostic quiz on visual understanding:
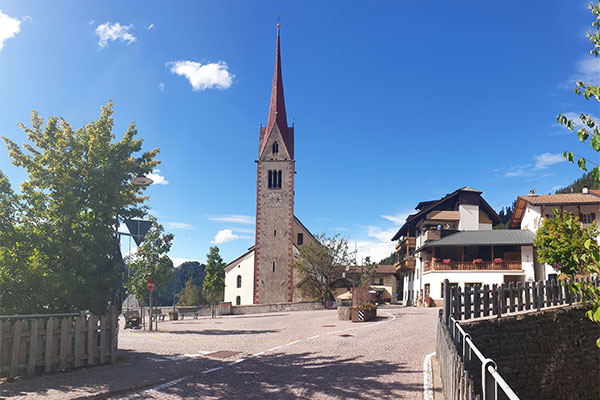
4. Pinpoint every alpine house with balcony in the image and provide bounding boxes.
[391,187,535,304]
